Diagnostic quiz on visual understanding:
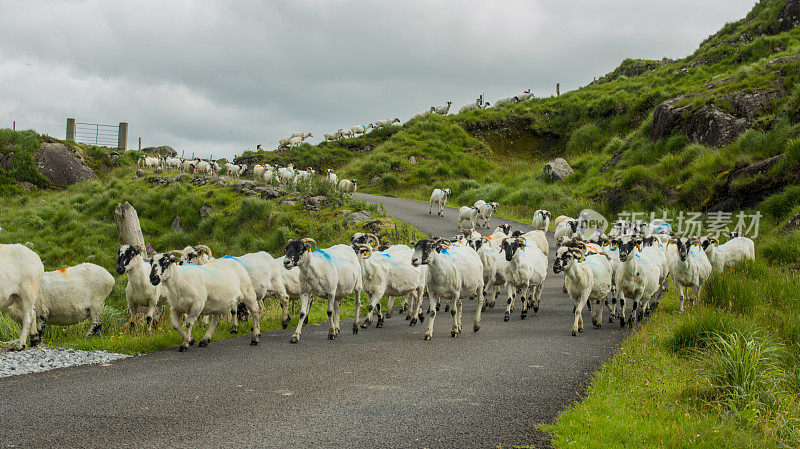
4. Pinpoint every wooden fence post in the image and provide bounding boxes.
[556,83,560,97]
[114,201,149,255]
